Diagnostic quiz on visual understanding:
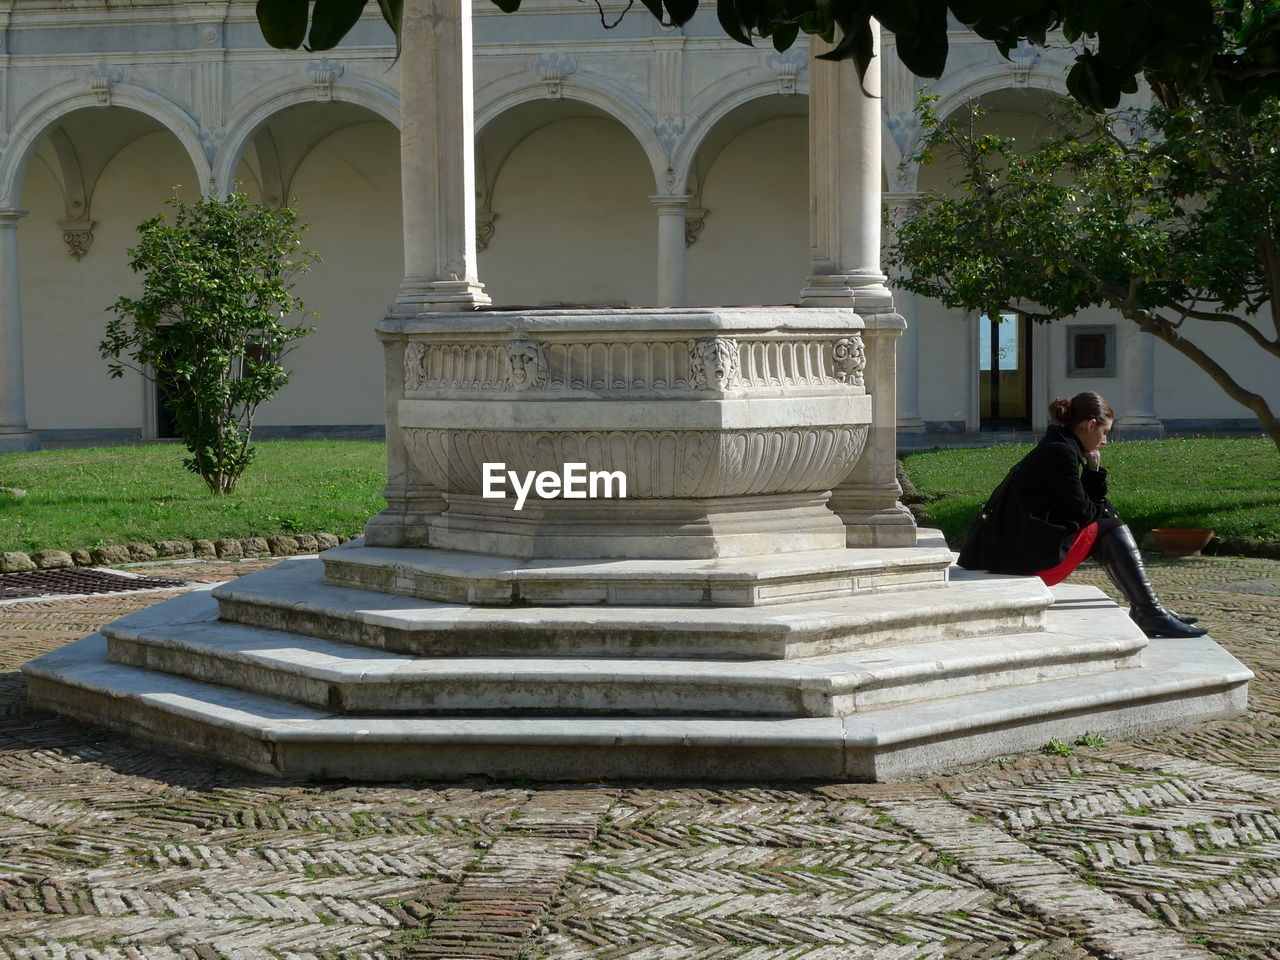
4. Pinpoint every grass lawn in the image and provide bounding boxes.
[0,440,387,553]
[901,436,1280,545]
